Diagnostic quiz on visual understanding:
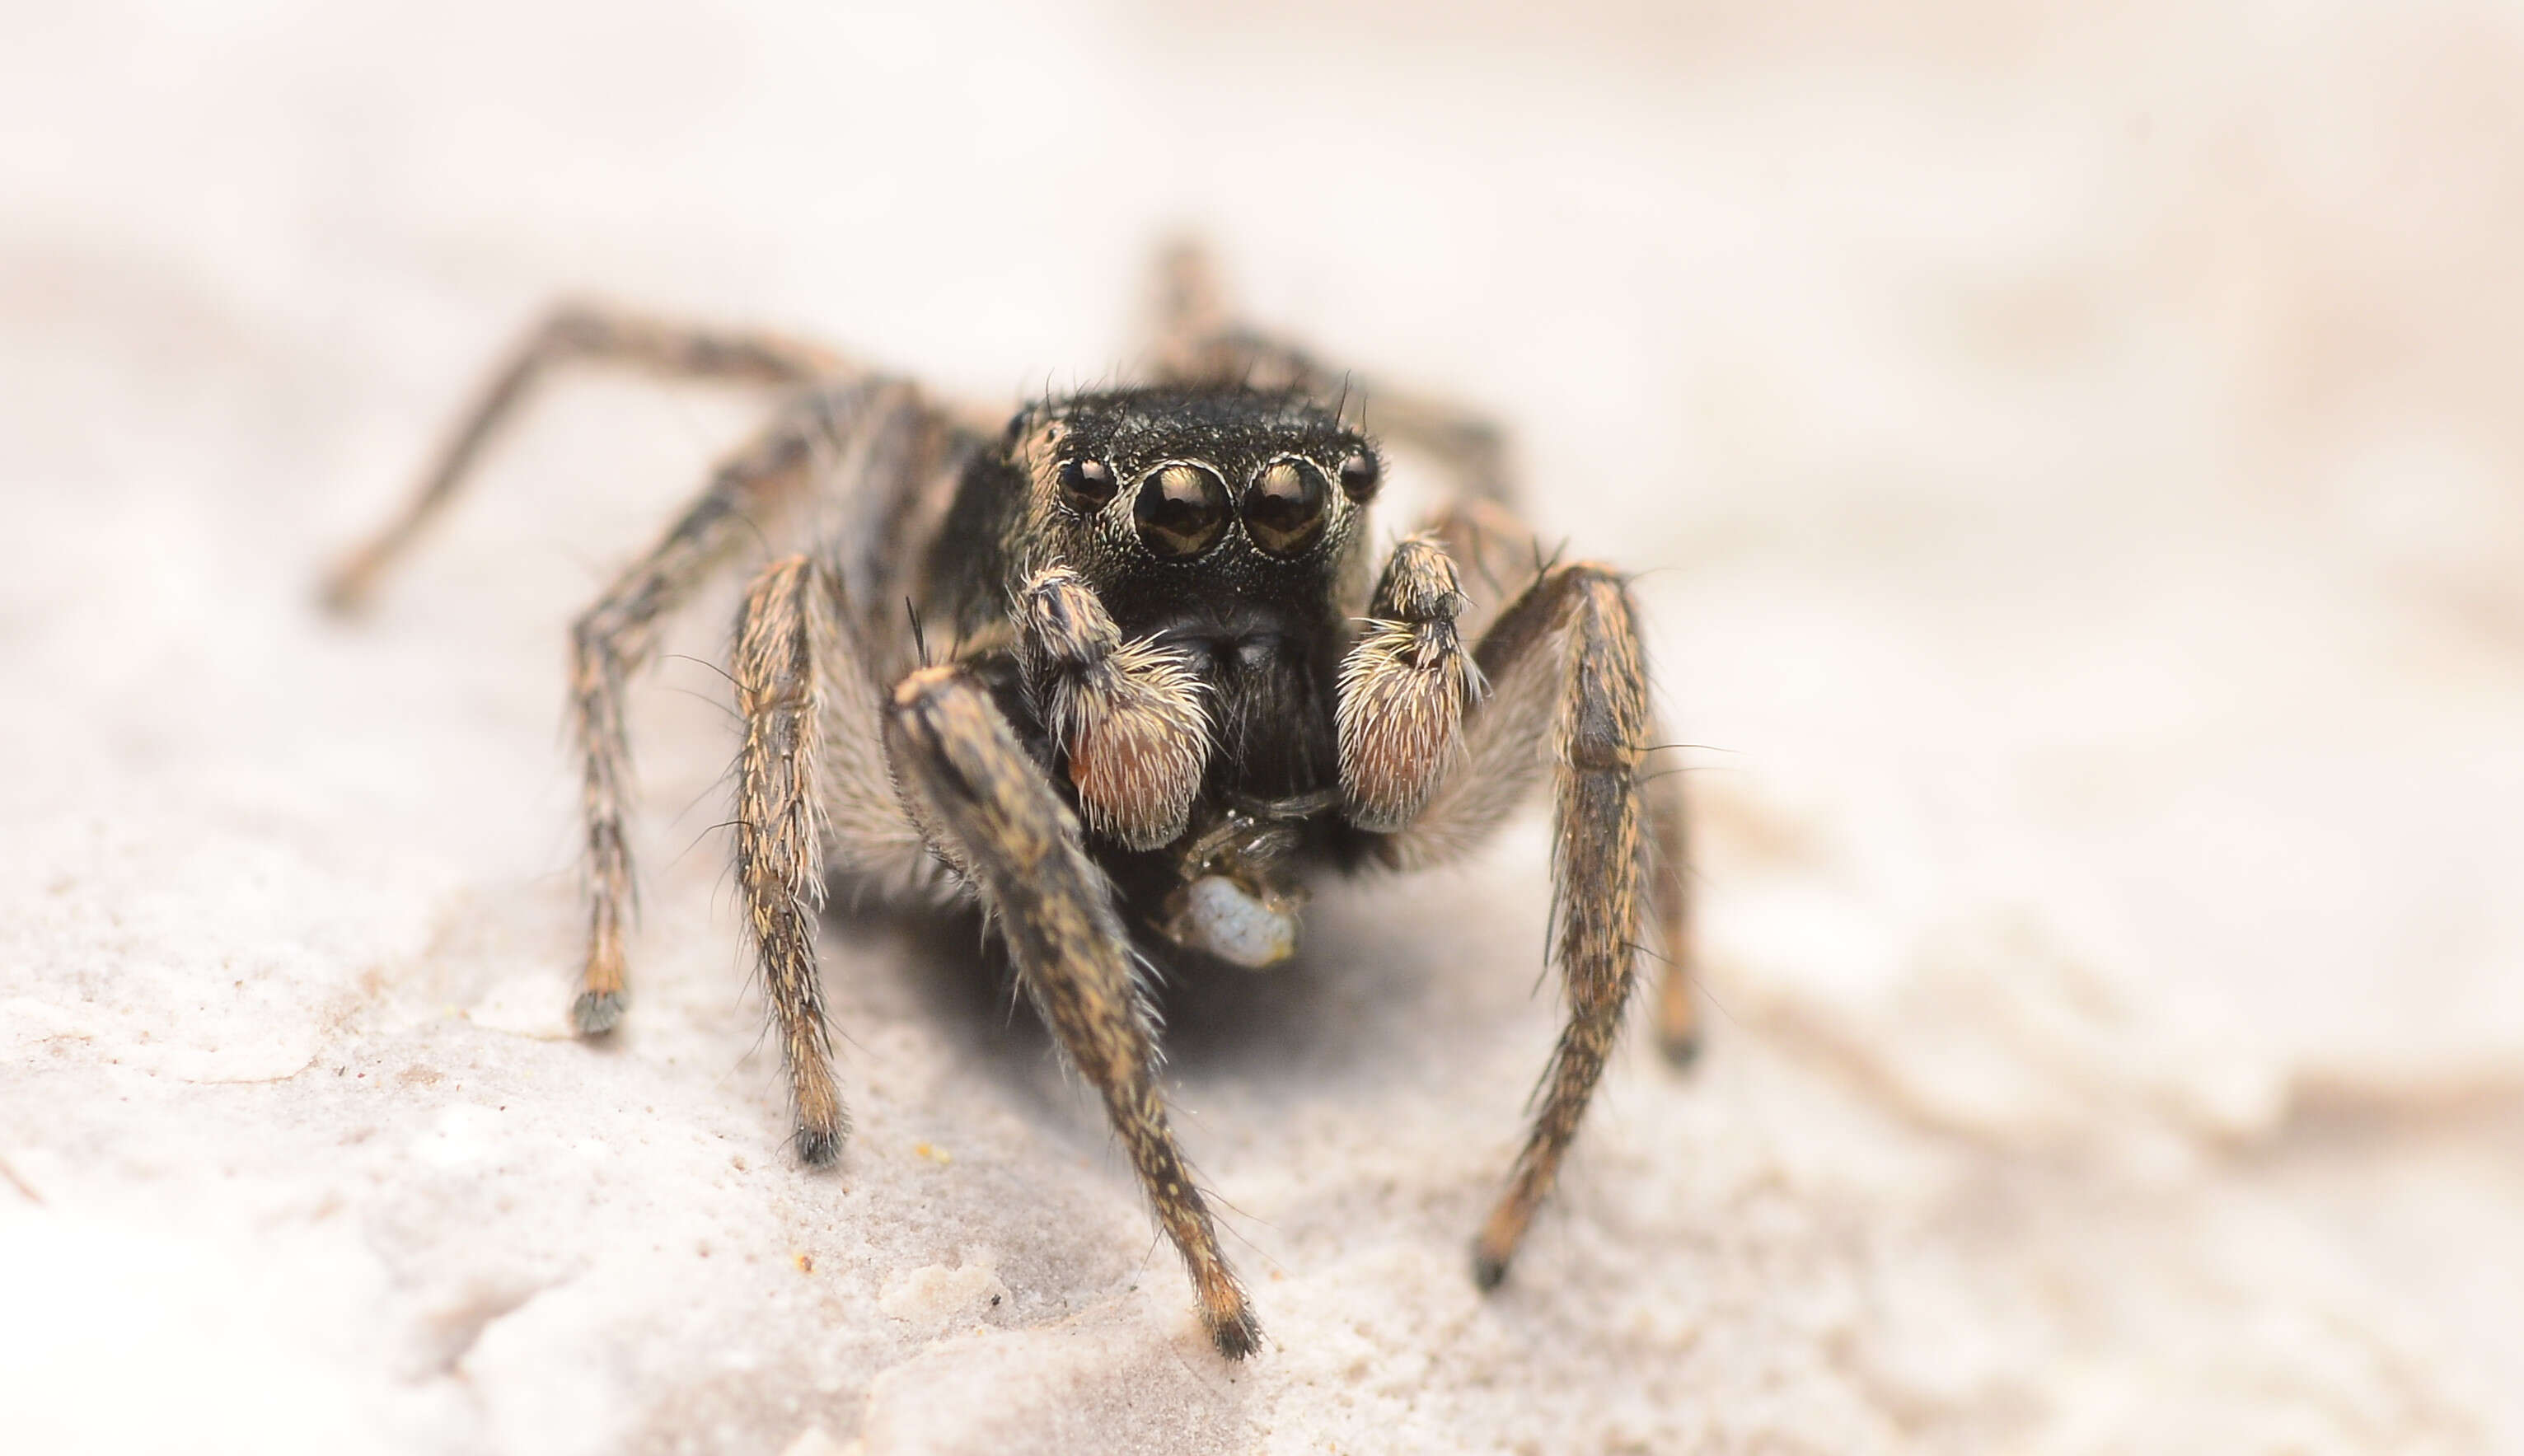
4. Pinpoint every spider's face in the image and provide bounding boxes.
[1010,387,1382,638]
